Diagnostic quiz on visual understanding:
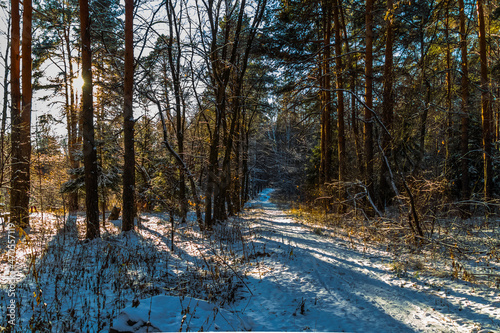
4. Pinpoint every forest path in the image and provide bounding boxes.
[232,188,499,332]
